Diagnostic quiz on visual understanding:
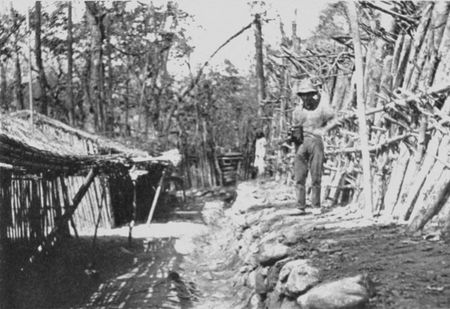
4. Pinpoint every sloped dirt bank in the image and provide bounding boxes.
[186,180,450,309]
